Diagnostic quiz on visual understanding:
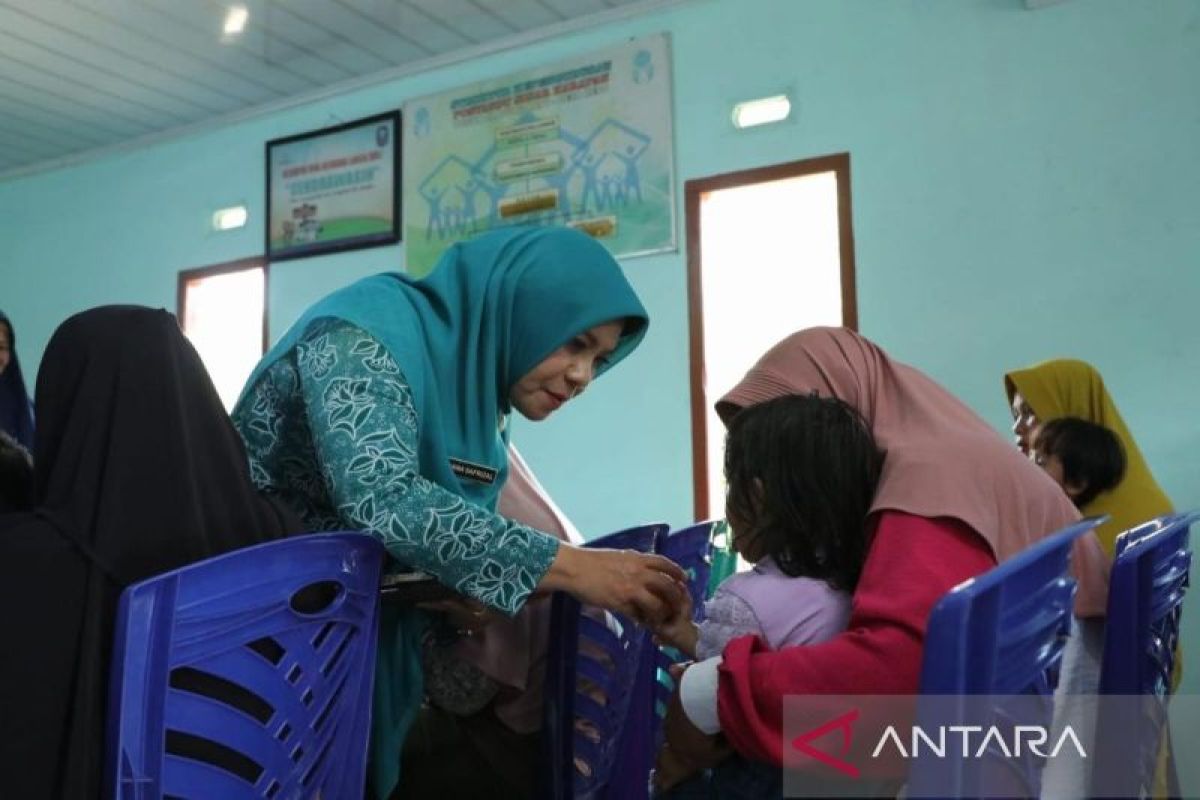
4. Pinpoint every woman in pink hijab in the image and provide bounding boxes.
[657,327,1108,791]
